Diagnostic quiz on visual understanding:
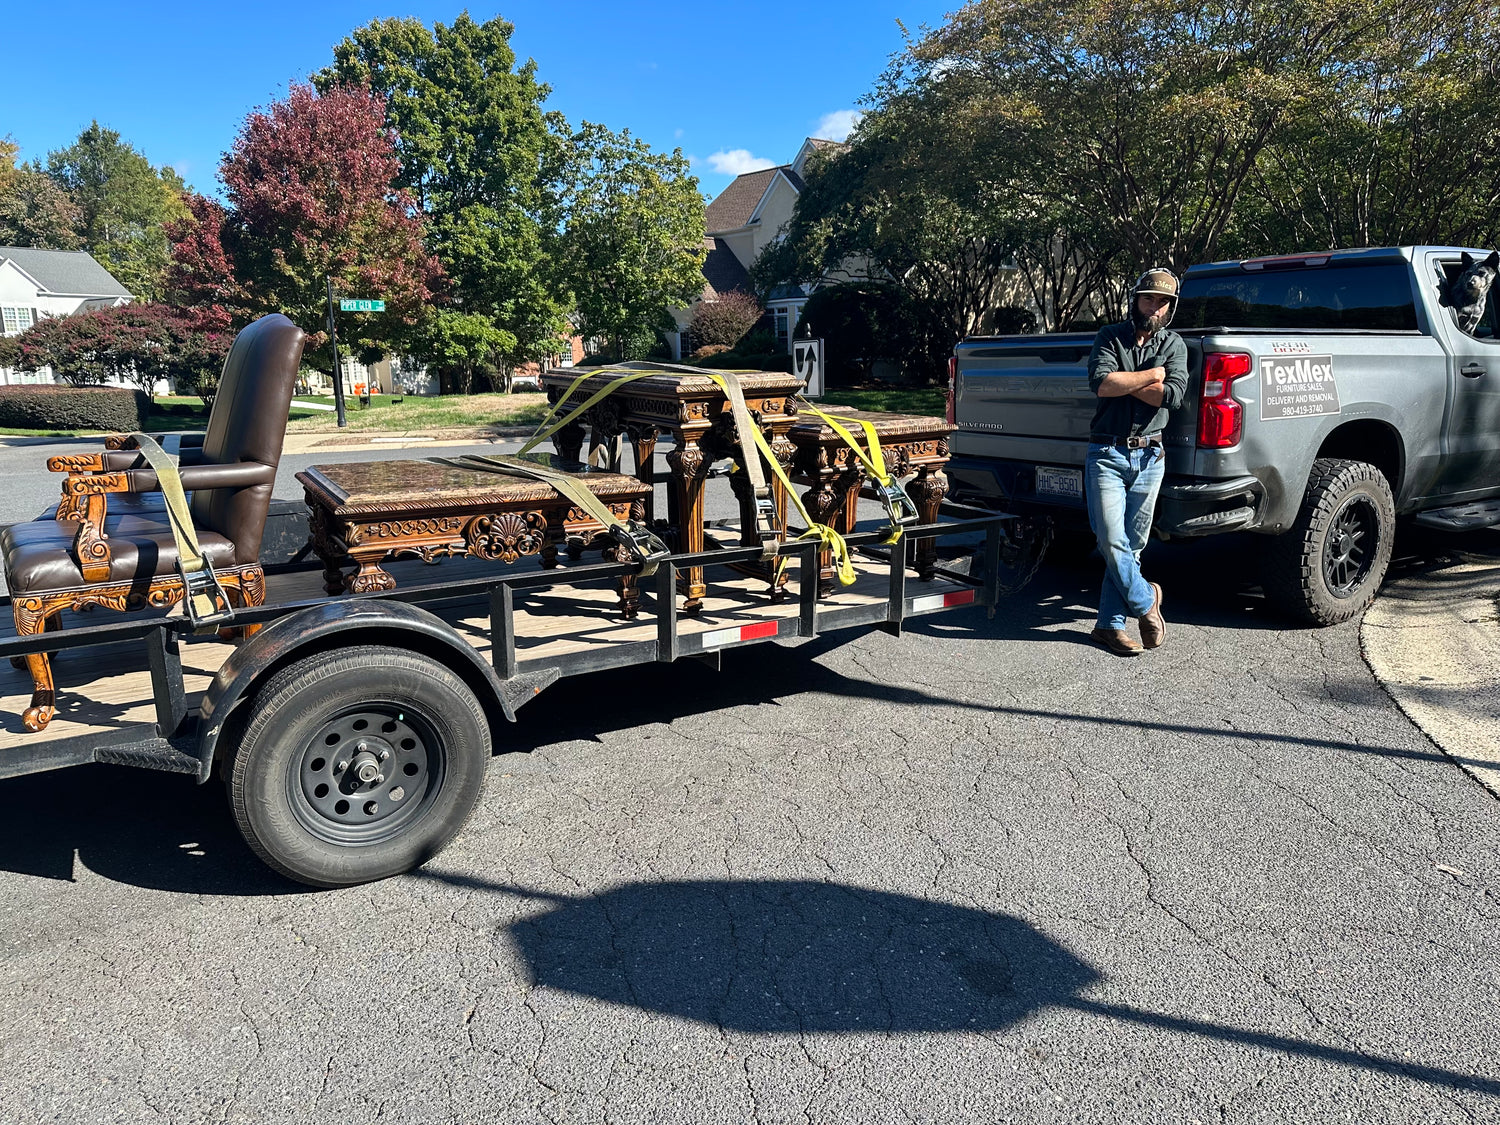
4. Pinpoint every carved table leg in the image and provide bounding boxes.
[13,596,56,732]
[804,469,860,595]
[307,496,350,596]
[665,437,708,614]
[543,543,561,569]
[344,553,399,595]
[554,417,586,464]
[906,467,949,581]
[601,544,641,619]
[626,423,659,525]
